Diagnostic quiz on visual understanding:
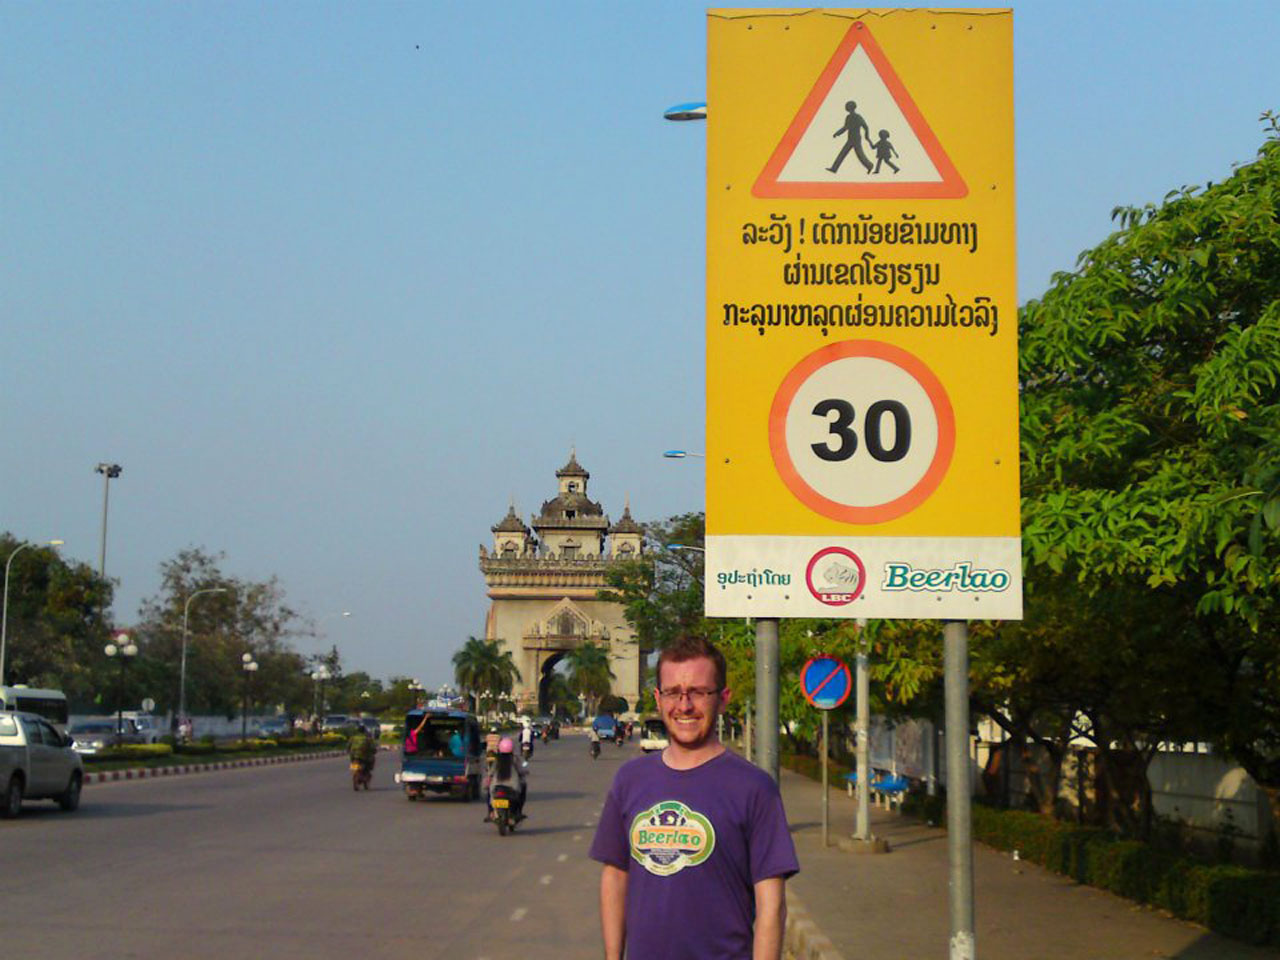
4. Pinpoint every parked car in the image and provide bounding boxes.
[1,710,84,817]
[67,720,144,755]
[320,715,354,733]
[640,718,669,753]
[257,717,292,738]
[120,712,162,744]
